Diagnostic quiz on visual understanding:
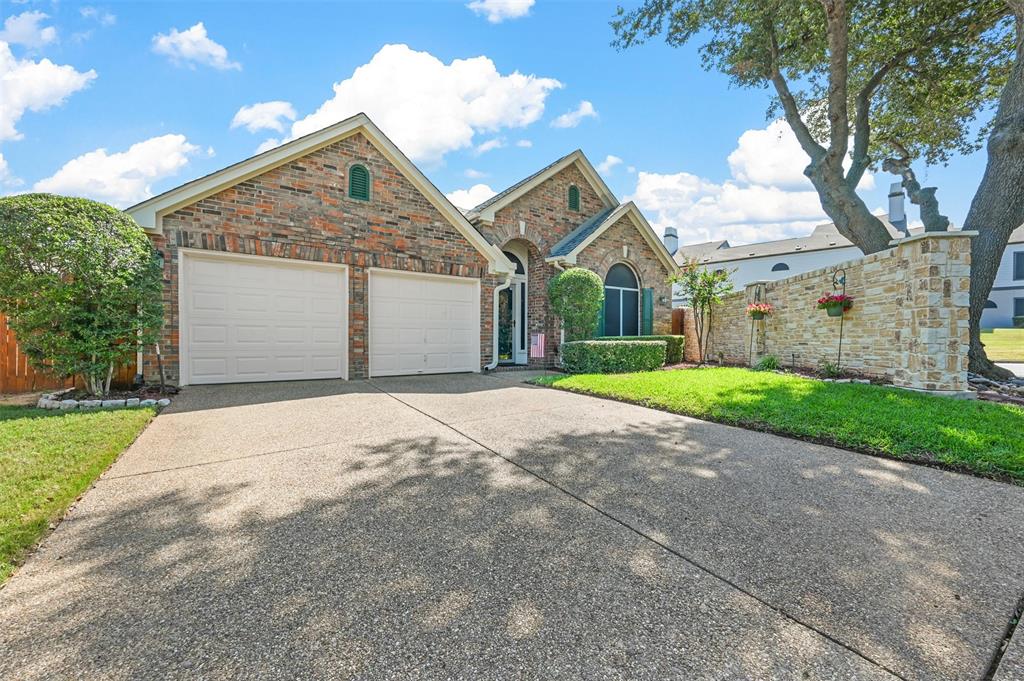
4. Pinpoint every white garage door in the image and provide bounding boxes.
[182,252,347,385]
[369,270,480,377]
